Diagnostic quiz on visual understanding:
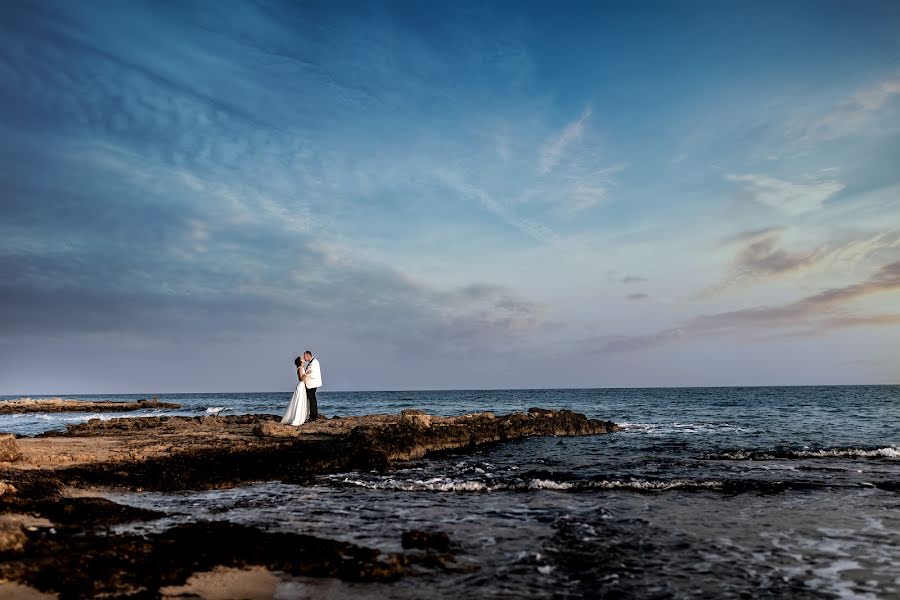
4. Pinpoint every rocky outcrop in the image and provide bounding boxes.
[2,409,616,492]
[0,397,181,414]
[335,409,617,469]
[0,407,616,597]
